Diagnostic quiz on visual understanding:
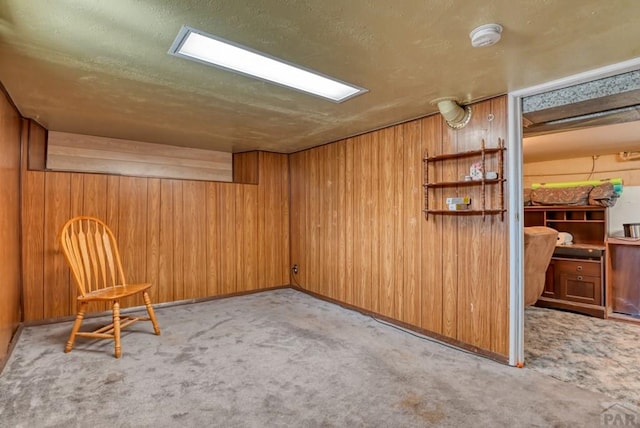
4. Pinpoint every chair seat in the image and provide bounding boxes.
[79,283,153,302]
